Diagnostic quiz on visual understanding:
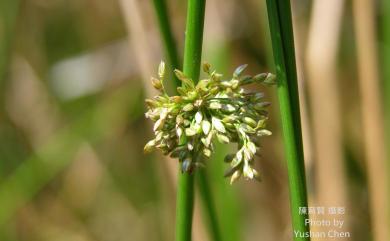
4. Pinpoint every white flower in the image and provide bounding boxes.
[257,129,272,136]
[247,142,257,154]
[212,117,226,133]
[188,142,194,151]
[153,118,164,131]
[217,134,230,144]
[223,104,236,112]
[159,107,169,119]
[144,61,273,180]
[209,102,222,109]
[185,127,197,136]
[202,120,211,135]
[176,127,183,138]
[195,111,203,124]
[158,61,165,79]
[243,164,254,179]
[236,150,243,162]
